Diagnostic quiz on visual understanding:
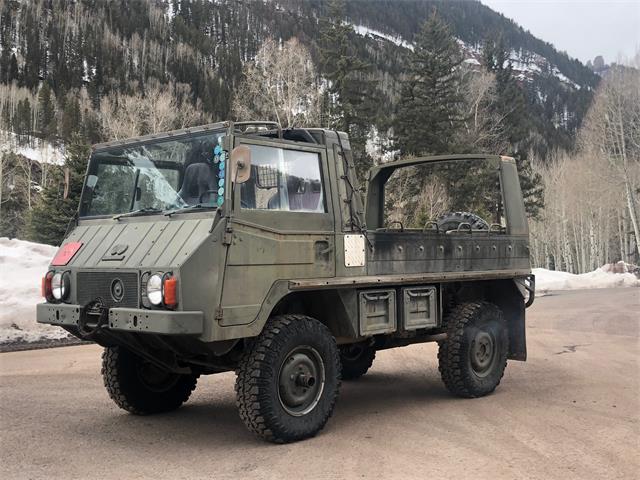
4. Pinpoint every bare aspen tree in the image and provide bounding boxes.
[415,178,451,224]
[100,81,208,139]
[100,92,145,139]
[530,148,630,272]
[232,38,321,128]
[460,70,510,153]
[581,66,640,257]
